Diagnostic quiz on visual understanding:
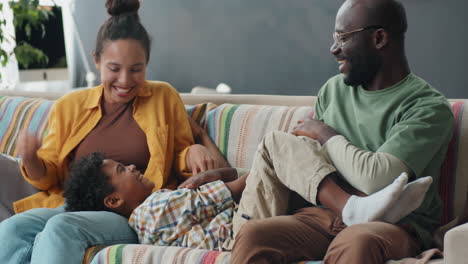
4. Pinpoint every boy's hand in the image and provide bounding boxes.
[178,169,222,189]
